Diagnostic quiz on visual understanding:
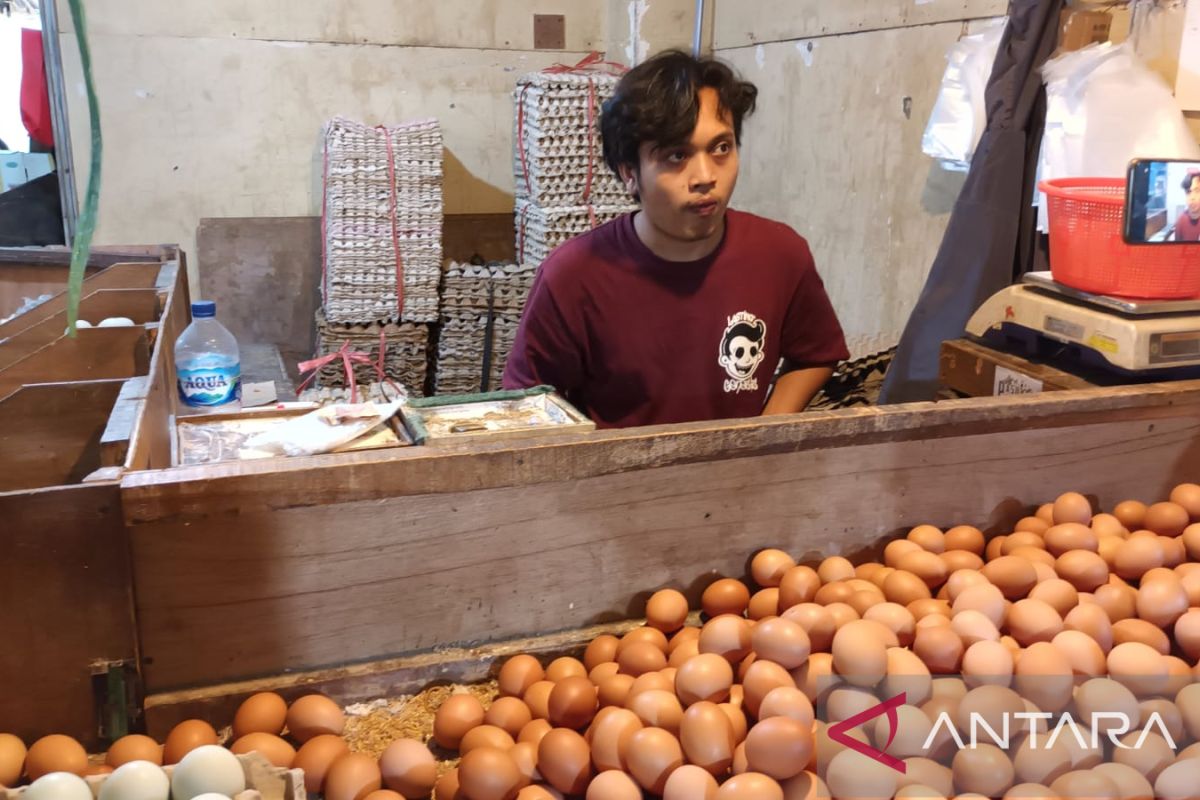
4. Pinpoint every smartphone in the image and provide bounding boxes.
[1124,158,1200,244]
